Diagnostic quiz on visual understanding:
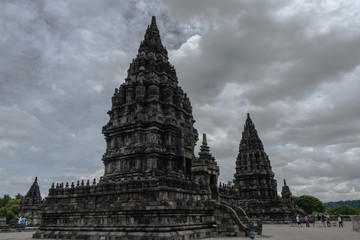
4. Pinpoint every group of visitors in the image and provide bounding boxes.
[295,215,344,228]
[296,215,309,227]
[317,215,344,227]
[17,216,27,229]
